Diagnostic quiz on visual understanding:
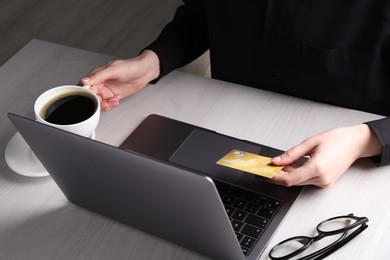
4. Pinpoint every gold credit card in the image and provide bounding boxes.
[216,149,283,178]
